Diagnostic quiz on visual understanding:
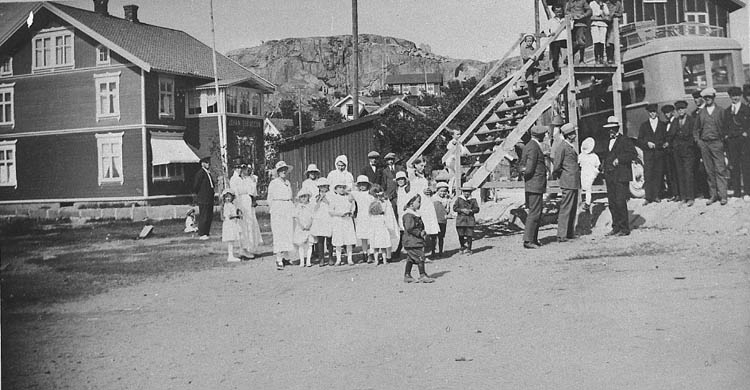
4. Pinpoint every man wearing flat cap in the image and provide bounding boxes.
[381,152,403,202]
[192,156,216,240]
[552,123,581,242]
[725,86,750,200]
[603,116,637,236]
[637,103,668,204]
[360,151,383,186]
[671,100,698,206]
[695,87,729,205]
[520,125,548,249]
